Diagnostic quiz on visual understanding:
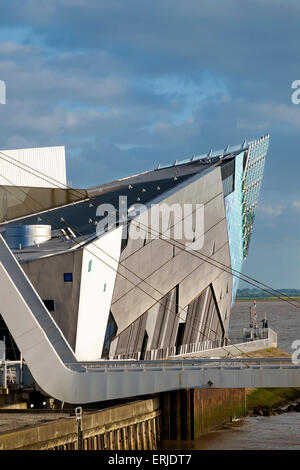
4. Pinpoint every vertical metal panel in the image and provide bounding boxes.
[0,146,67,188]
[0,340,5,361]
